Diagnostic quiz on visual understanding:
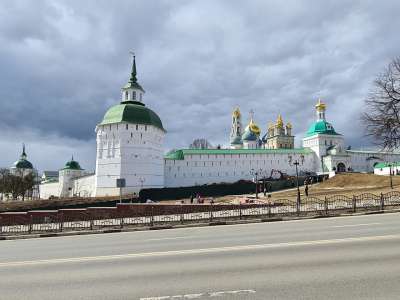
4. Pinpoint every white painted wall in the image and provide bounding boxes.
[95,122,165,197]
[40,182,60,199]
[165,152,316,188]
[73,174,95,197]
